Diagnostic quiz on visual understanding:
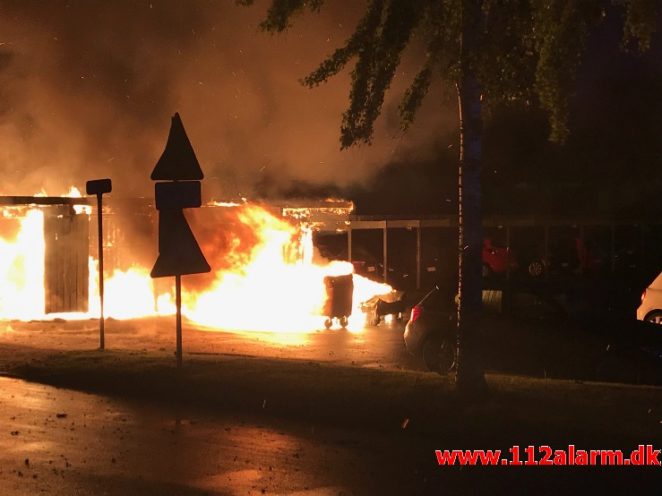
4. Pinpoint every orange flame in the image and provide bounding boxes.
[0,199,393,334]
[184,204,392,332]
[0,209,46,319]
